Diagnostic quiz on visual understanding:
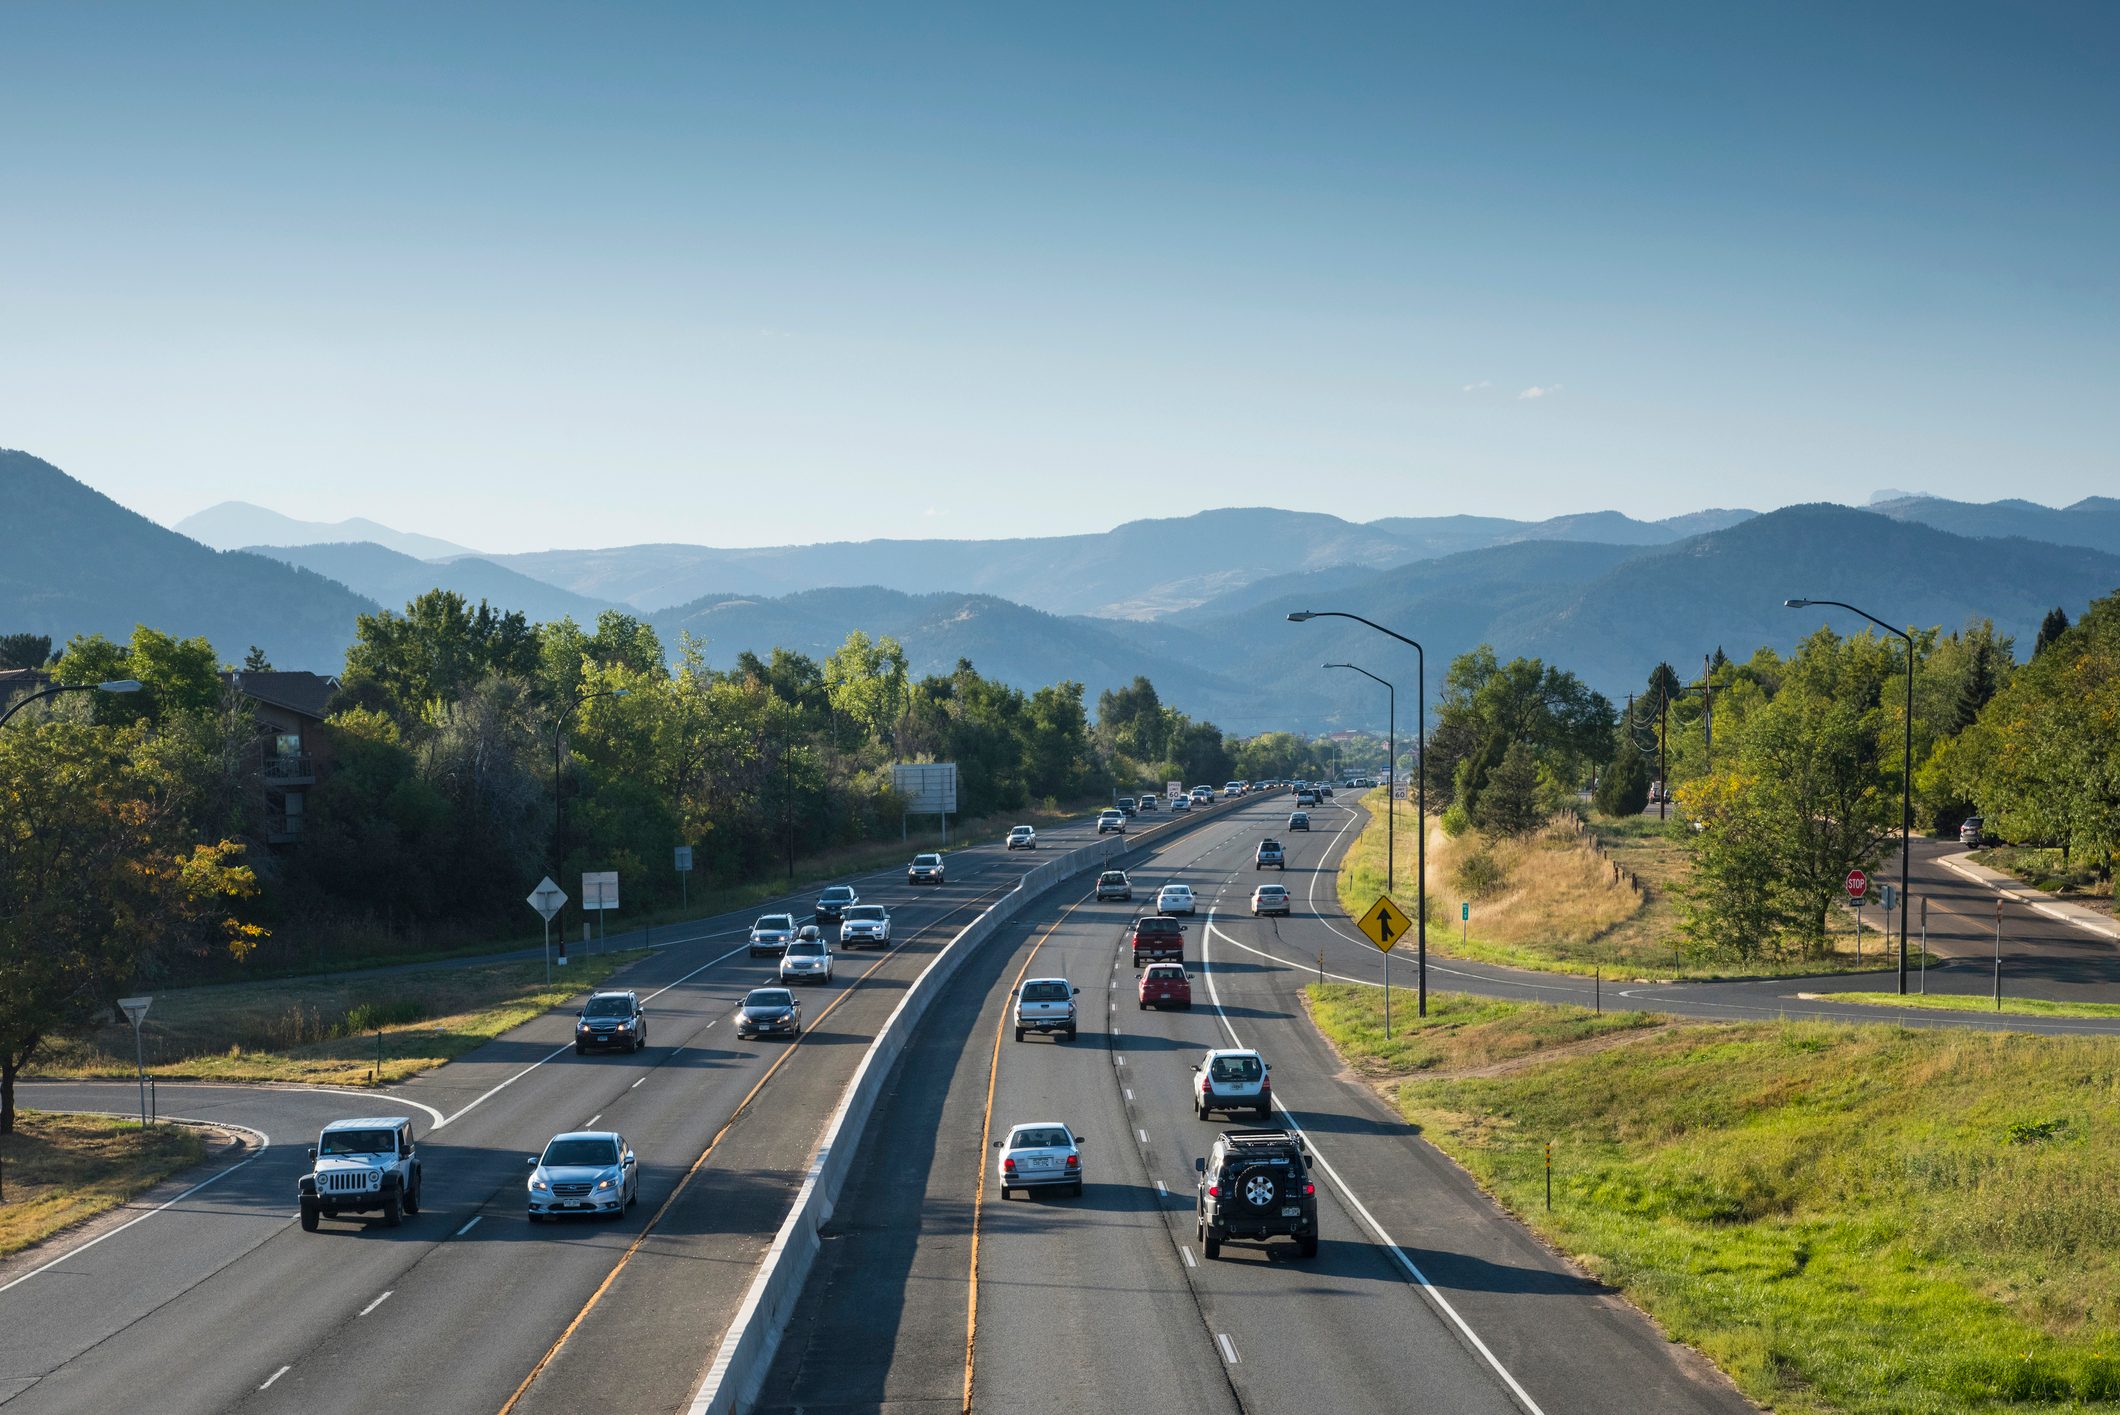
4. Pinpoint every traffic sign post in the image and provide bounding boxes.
[582,871,619,952]
[1357,896,1414,1040]
[1845,869,1869,960]
[527,877,568,984]
[117,996,152,1133]
[674,845,693,910]
[1995,896,2004,1011]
